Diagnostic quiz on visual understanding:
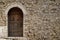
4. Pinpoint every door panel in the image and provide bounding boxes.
[8,7,23,37]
